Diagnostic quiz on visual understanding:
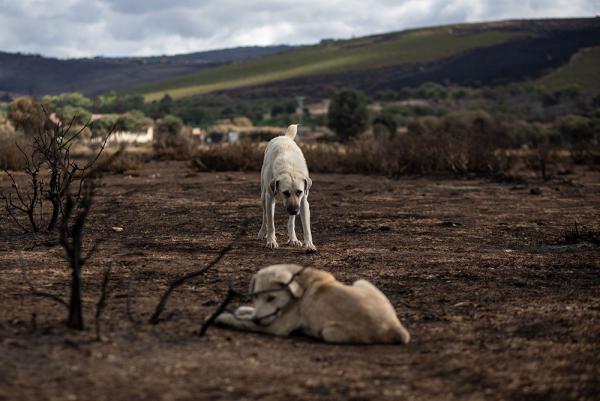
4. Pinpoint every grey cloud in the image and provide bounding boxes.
[0,0,597,58]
